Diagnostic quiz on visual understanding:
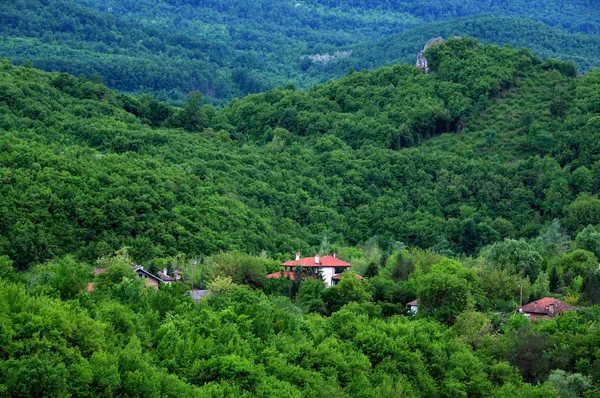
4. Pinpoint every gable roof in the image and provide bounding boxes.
[267,271,296,280]
[280,255,351,268]
[188,290,209,301]
[406,299,418,306]
[132,266,163,283]
[517,297,575,315]
[160,273,176,282]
